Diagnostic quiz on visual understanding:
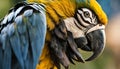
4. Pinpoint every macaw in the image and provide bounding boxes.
[0,0,108,69]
